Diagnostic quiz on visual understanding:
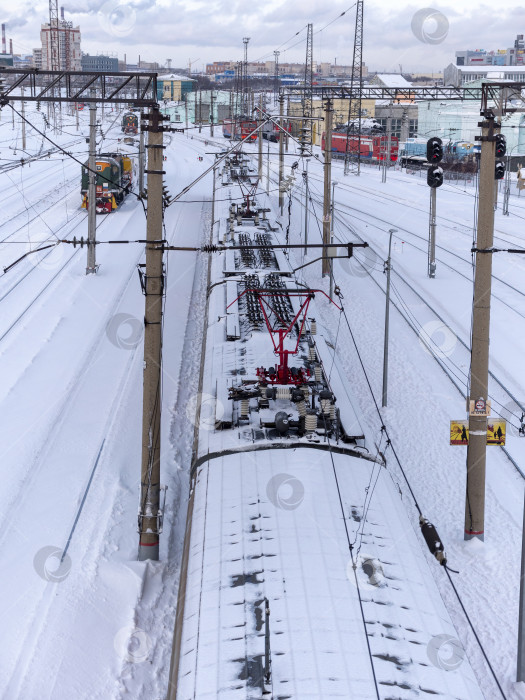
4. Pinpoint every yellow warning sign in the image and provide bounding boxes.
[487,420,506,445]
[450,421,469,445]
[450,420,506,445]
